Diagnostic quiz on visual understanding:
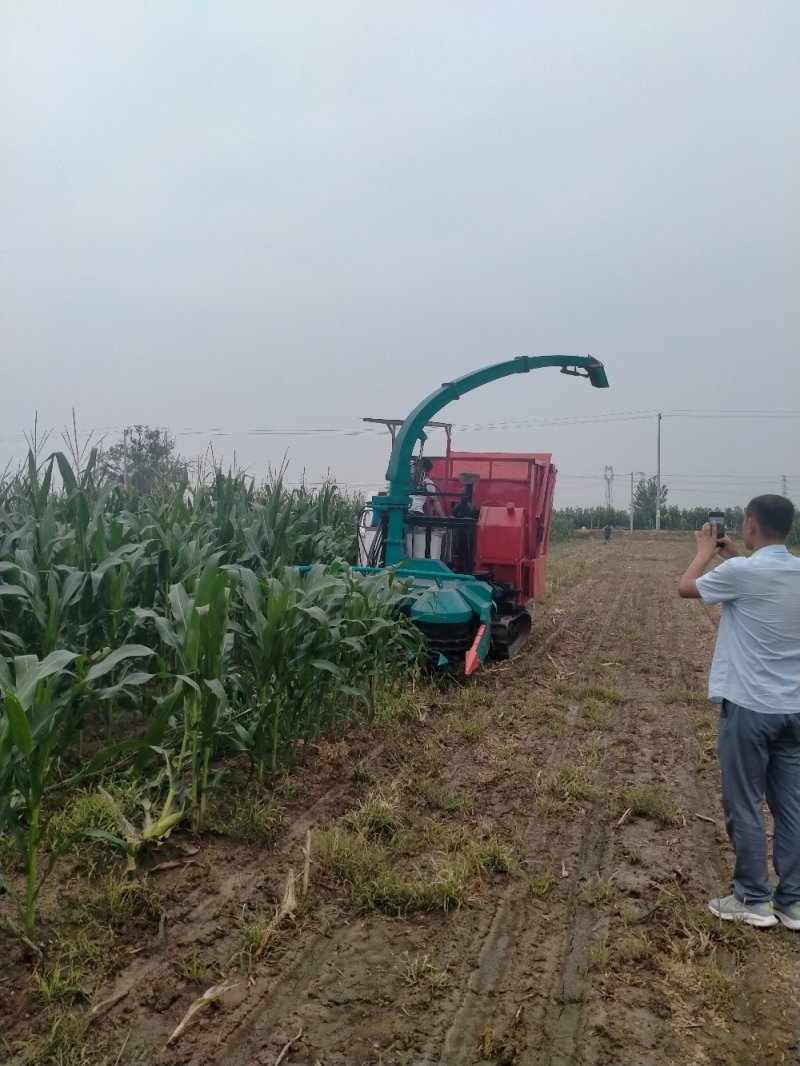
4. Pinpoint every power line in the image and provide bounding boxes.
[1,407,798,445]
